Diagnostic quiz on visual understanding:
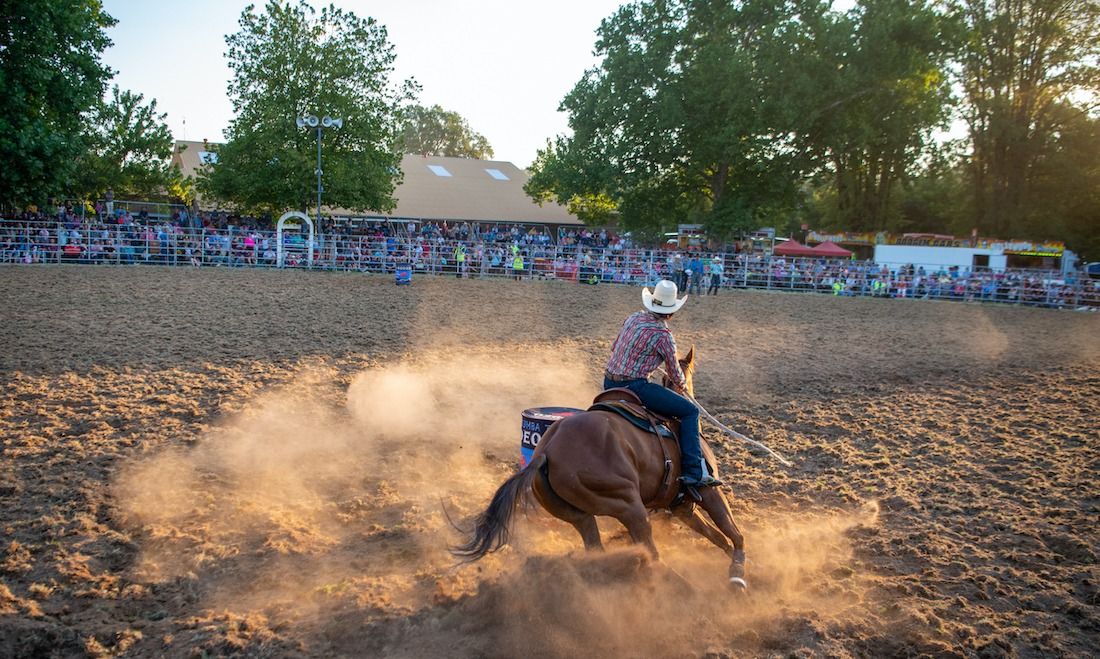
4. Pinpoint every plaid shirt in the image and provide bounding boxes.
[606,311,687,391]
